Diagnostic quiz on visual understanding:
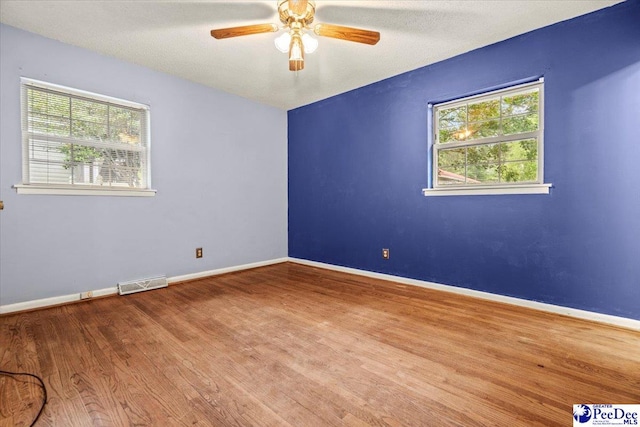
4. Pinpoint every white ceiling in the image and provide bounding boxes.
[0,0,621,110]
